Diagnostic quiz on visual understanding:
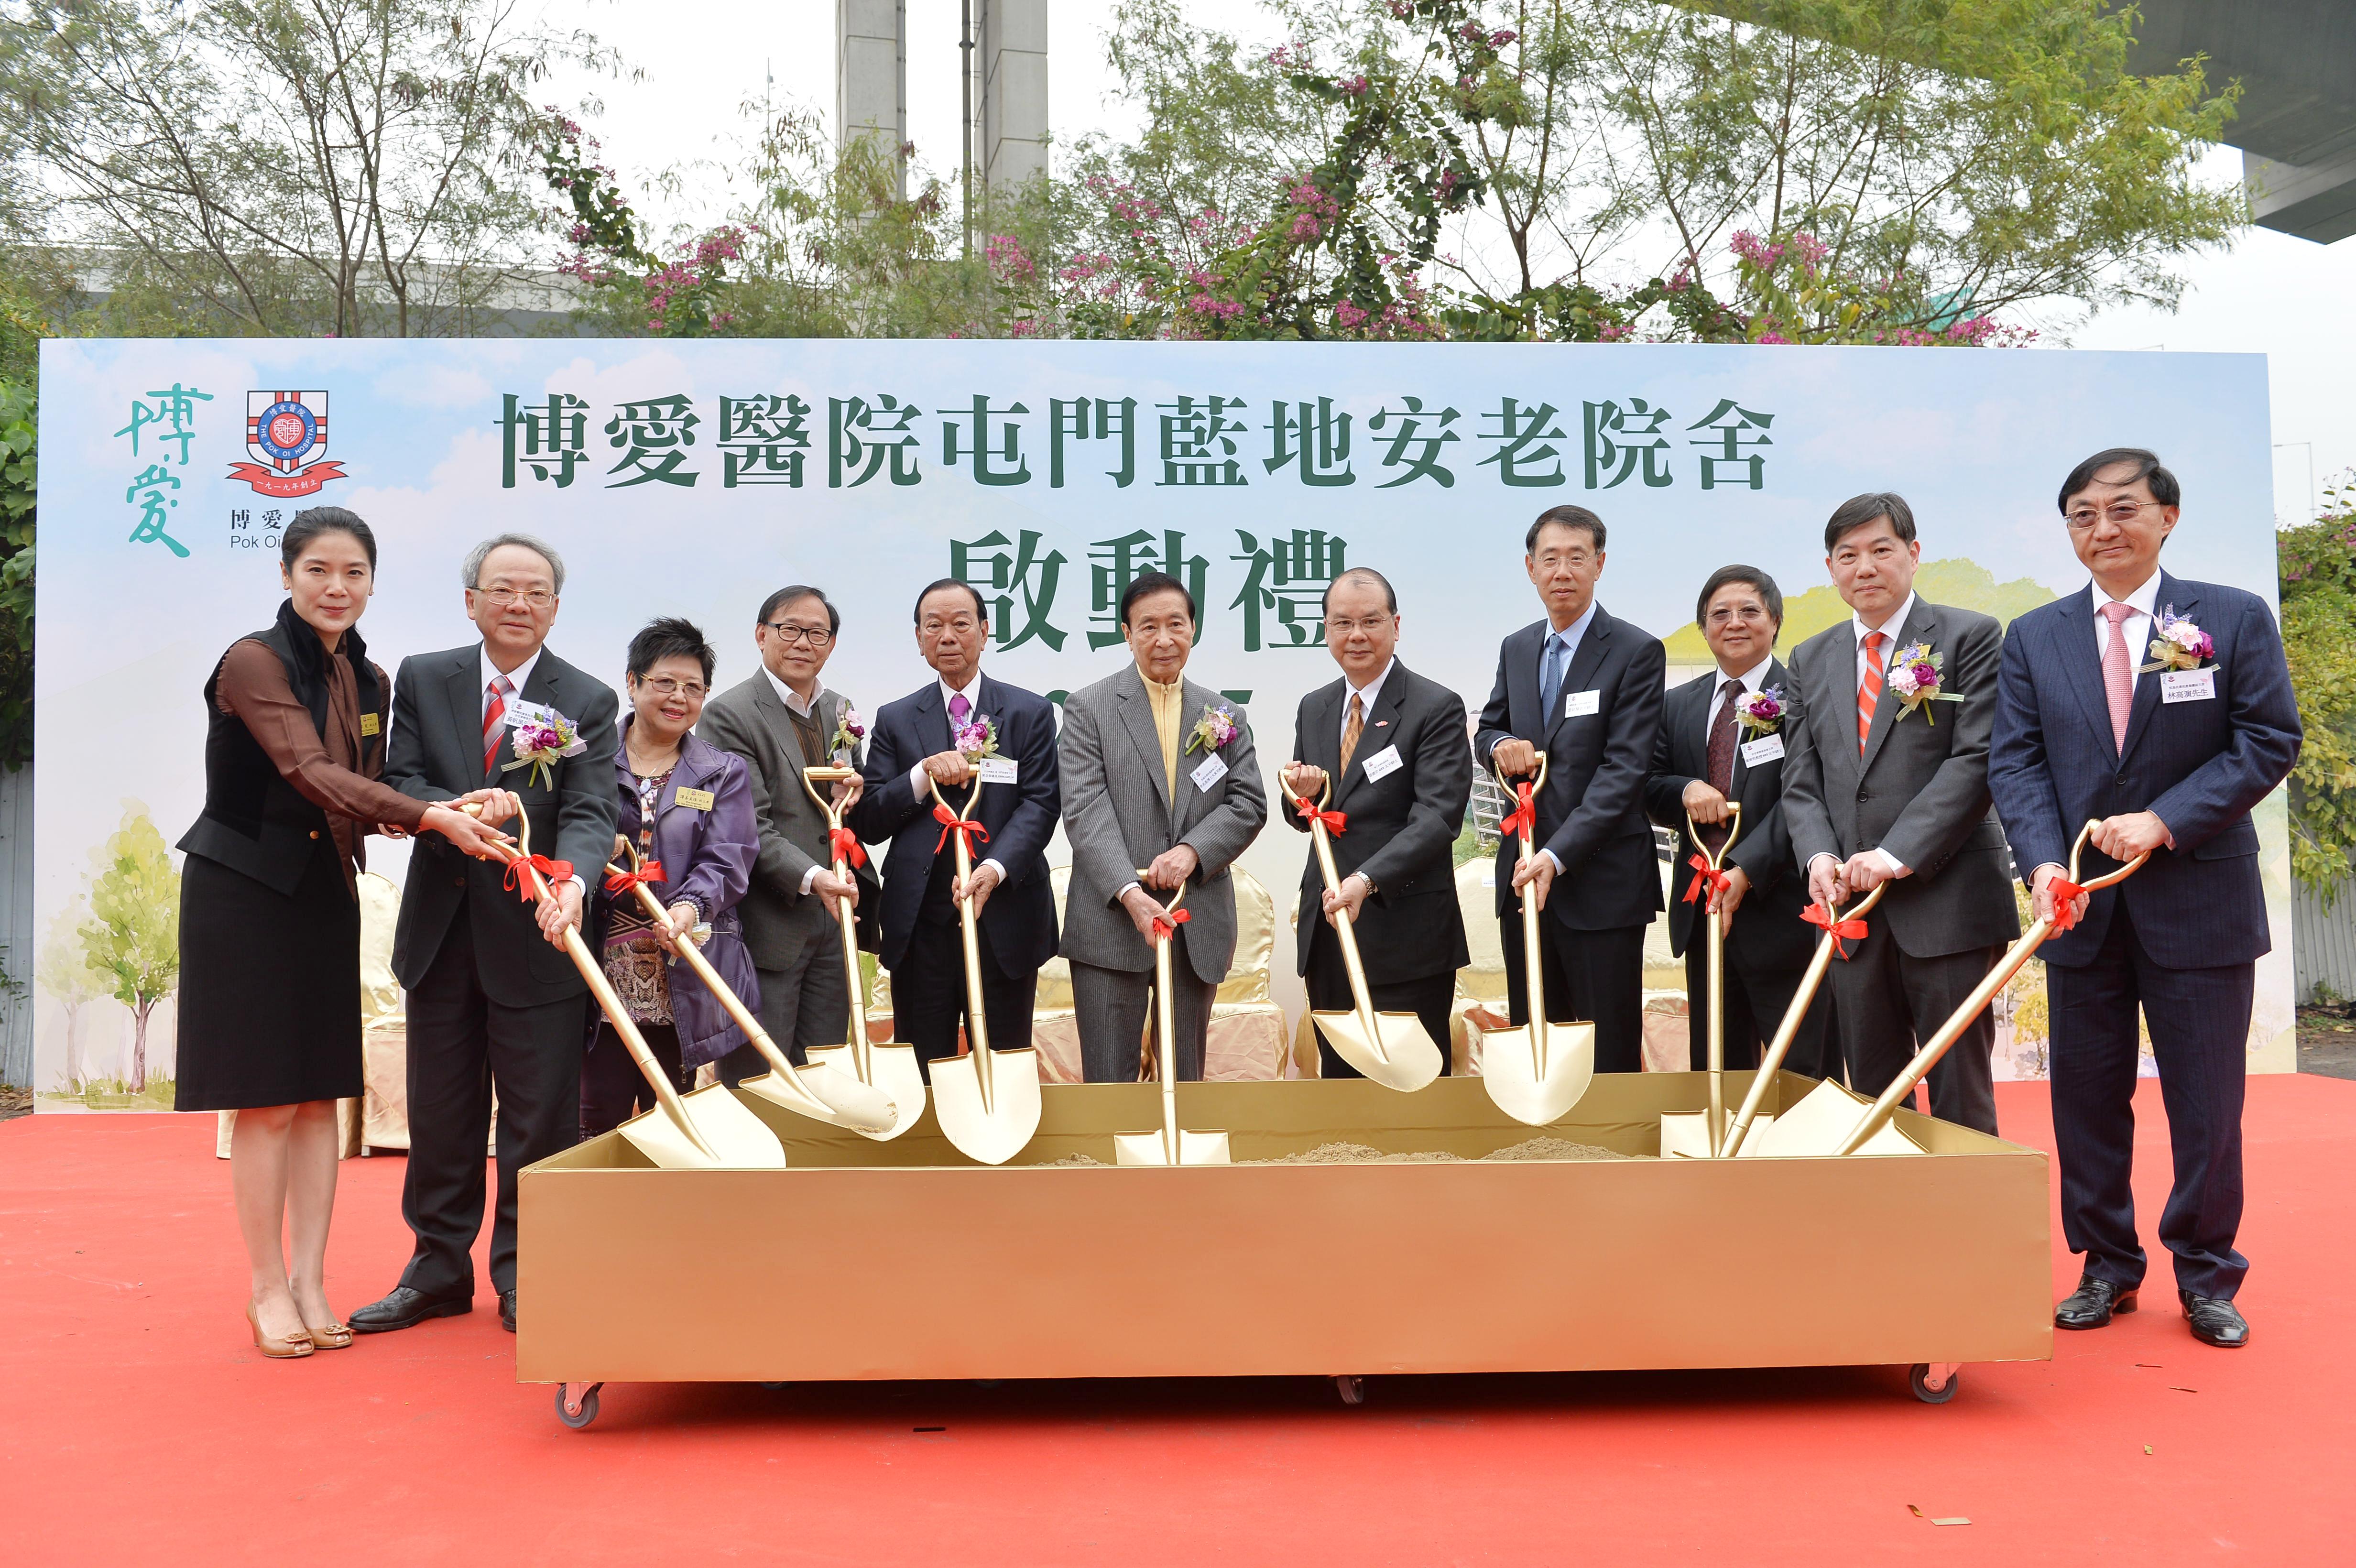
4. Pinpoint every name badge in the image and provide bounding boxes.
[1359,743,1403,782]
[673,786,716,812]
[359,712,380,737]
[2160,668,2216,704]
[1564,689,1602,719]
[977,756,1019,785]
[1740,734,1785,767]
[1189,752,1229,792]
